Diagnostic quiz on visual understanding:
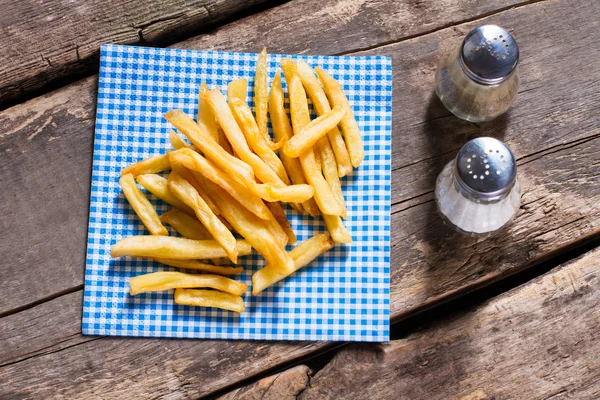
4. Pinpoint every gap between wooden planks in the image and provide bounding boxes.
[1,0,600,398]
[0,0,278,110]
[216,247,600,400]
